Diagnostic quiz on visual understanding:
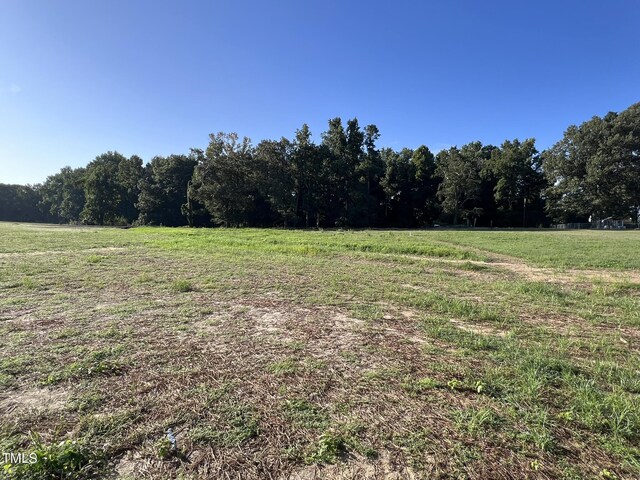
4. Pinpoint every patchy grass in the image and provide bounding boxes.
[0,222,639,479]
[171,279,194,293]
